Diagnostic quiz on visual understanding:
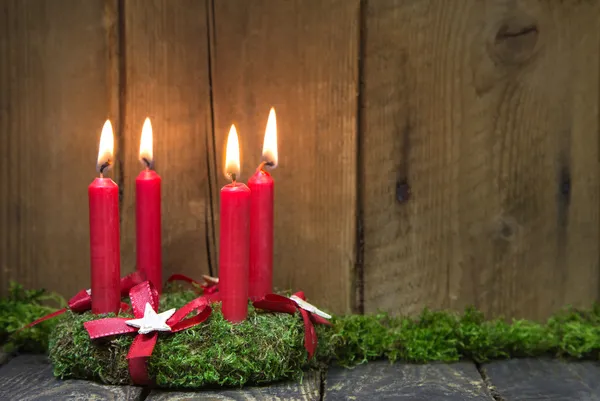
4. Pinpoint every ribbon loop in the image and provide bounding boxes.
[252,291,332,359]
[168,297,211,333]
[16,272,146,334]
